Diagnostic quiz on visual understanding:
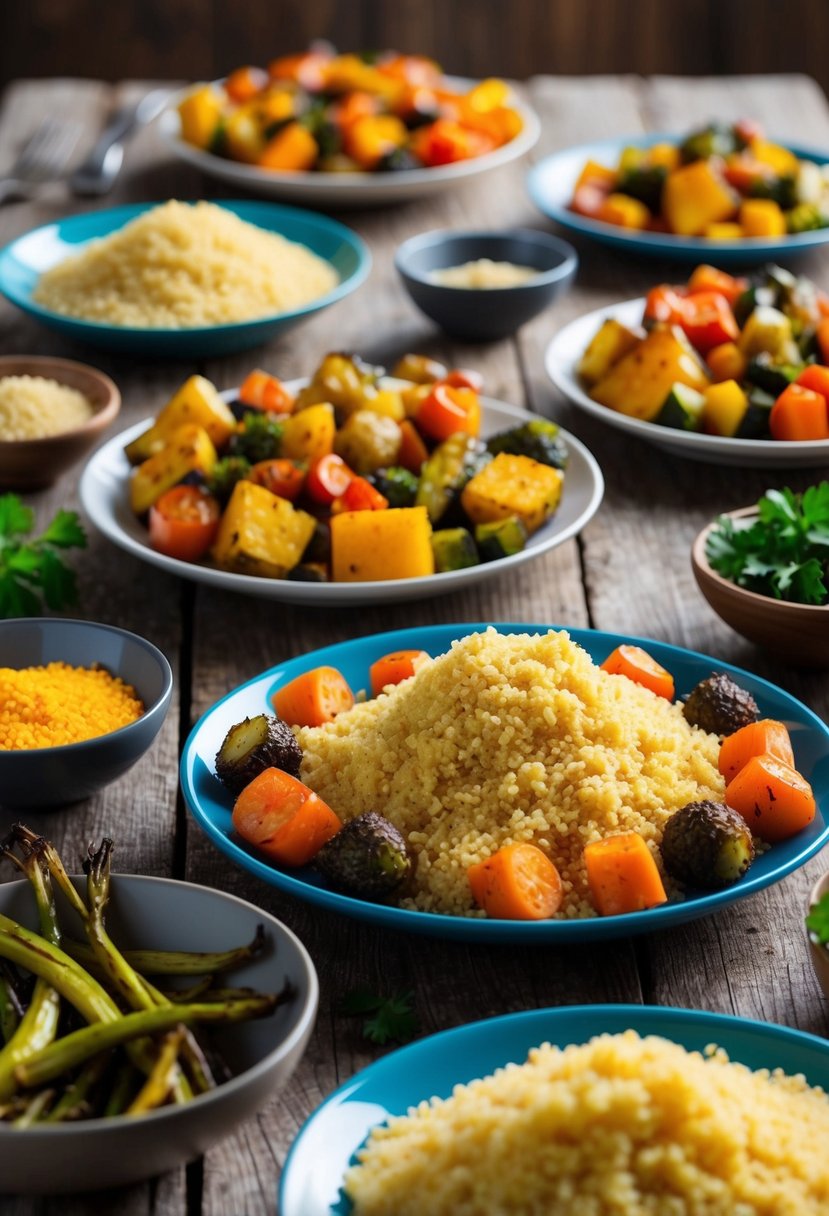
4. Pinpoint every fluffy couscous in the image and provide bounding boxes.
[0,662,144,750]
[0,375,93,441]
[297,629,724,917]
[344,1030,829,1216]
